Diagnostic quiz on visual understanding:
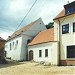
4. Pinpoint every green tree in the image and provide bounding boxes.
[46,22,54,29]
